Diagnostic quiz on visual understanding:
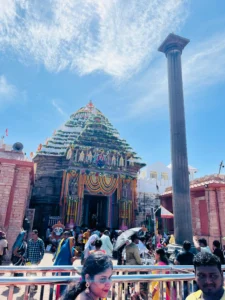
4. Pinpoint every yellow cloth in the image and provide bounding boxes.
[169,235,175,244]
[83,231,90,244]
[186,288,225,300]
